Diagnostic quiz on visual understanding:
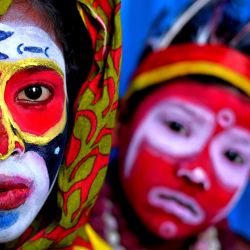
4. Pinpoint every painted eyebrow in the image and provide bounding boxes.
[25,66,54,73]
[161,102,210,123]
[229,136,250,146]
[225,129,250,146]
